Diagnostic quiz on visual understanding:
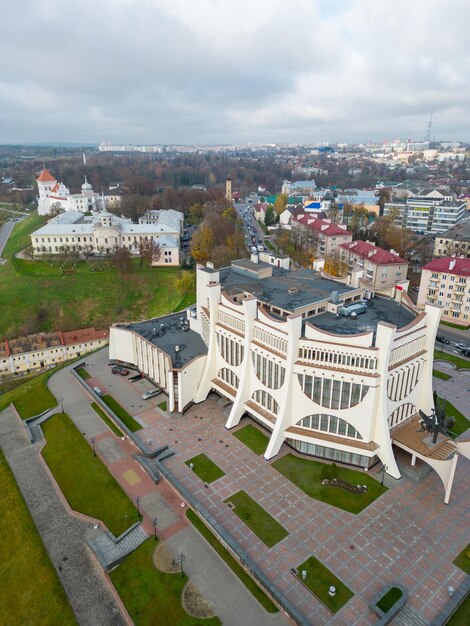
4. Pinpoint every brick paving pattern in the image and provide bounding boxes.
[0,405,129,626]
[140,491,180,530]
[136,394,470,626]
